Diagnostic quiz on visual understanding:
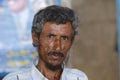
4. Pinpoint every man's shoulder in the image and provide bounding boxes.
[63,68,88,80]
[3,67,32,80]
